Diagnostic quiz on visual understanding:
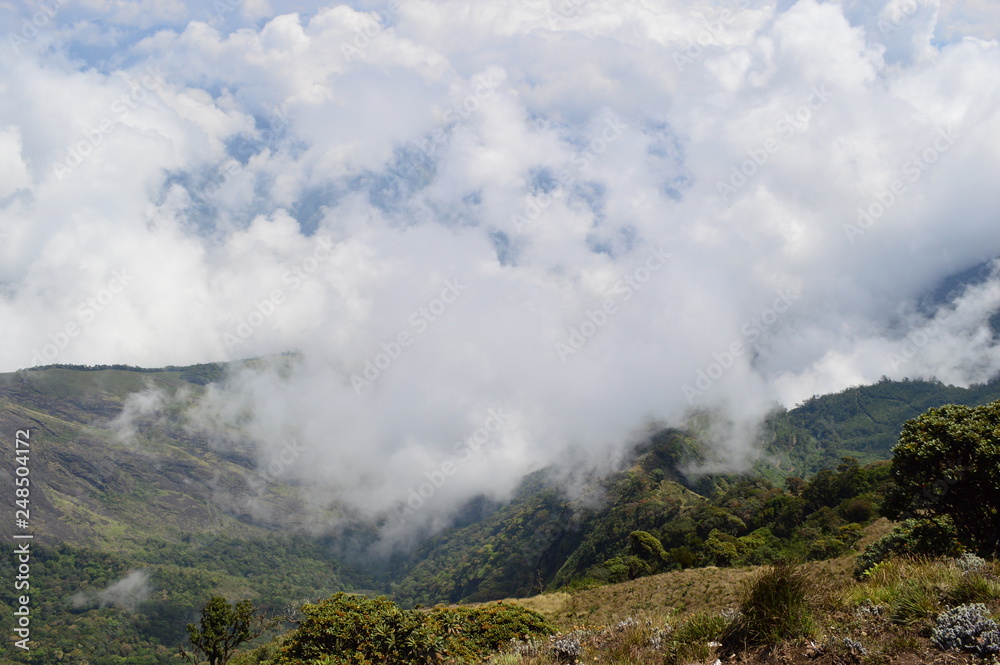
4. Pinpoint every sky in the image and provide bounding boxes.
[3,0,1000,536]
